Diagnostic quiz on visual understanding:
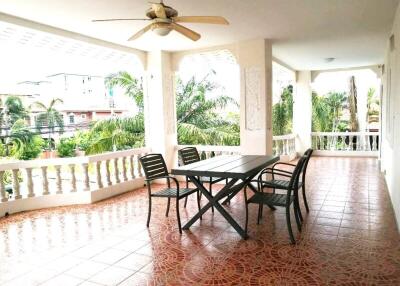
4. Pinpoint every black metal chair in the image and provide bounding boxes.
[178,147,226,212]
[139,153,201,234]
[244,156,307,244]
[270,148,313,215]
